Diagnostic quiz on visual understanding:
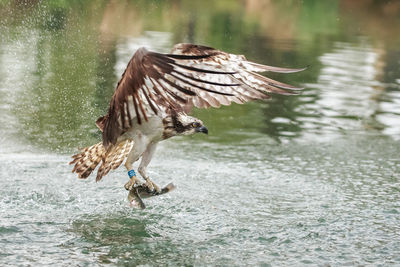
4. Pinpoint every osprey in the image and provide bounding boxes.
[70,43,303,208]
